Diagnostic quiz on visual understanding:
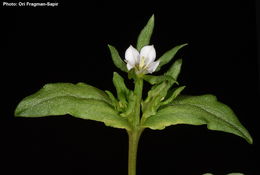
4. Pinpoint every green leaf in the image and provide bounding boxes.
[105,90,119,110]
[141,74,179,121]
[108,44,128,72]
[155,44,187,72]
[15,83,130,130]
[136,15,154,51]
[143,75,177,85]
[112,72,130,112]
[120,91,138,120]
[16,83,112,108]
[142,81,170,121]
[161,86,186,105]
[165,59,183,80]
[143,94,253,144]
[113,72,130,101]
